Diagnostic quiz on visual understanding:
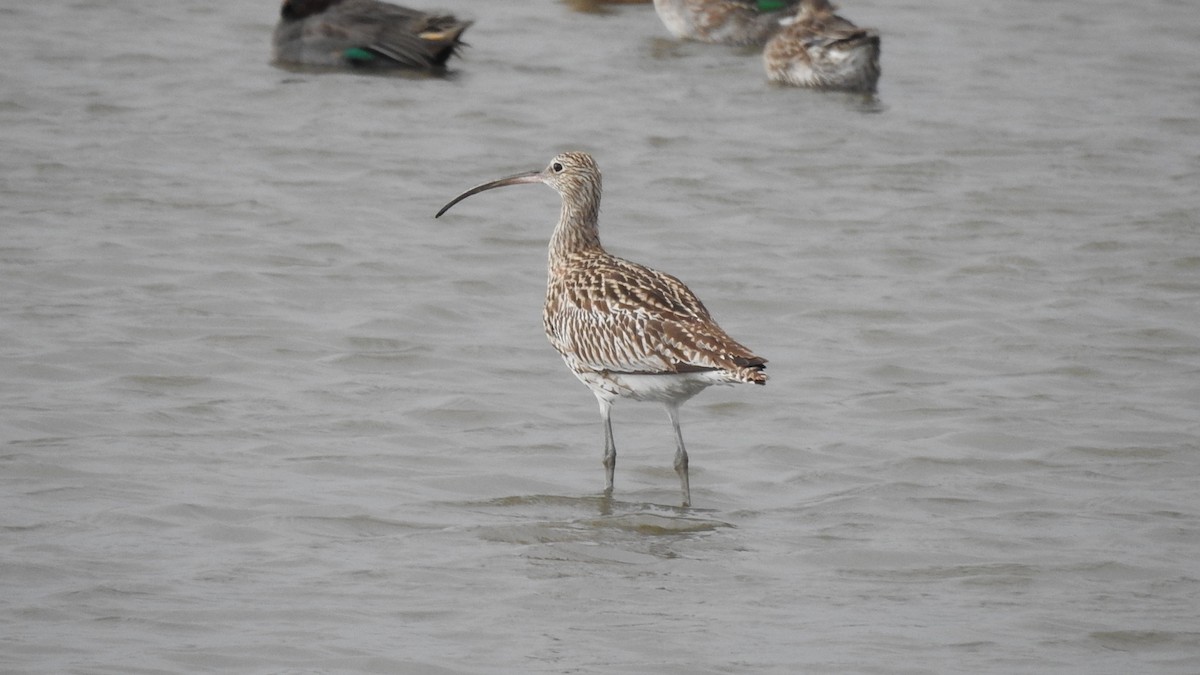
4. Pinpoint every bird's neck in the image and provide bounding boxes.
[548,188,603,269]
